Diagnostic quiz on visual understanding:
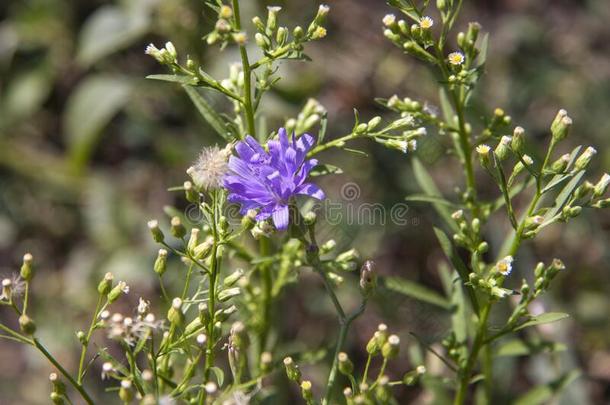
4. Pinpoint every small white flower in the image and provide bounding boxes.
[101,362,114,380]
[448,51,464,65]
[496,256,514,276]
[383,14,396,27]
[476,144,491,155]
[419,16,434,29]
